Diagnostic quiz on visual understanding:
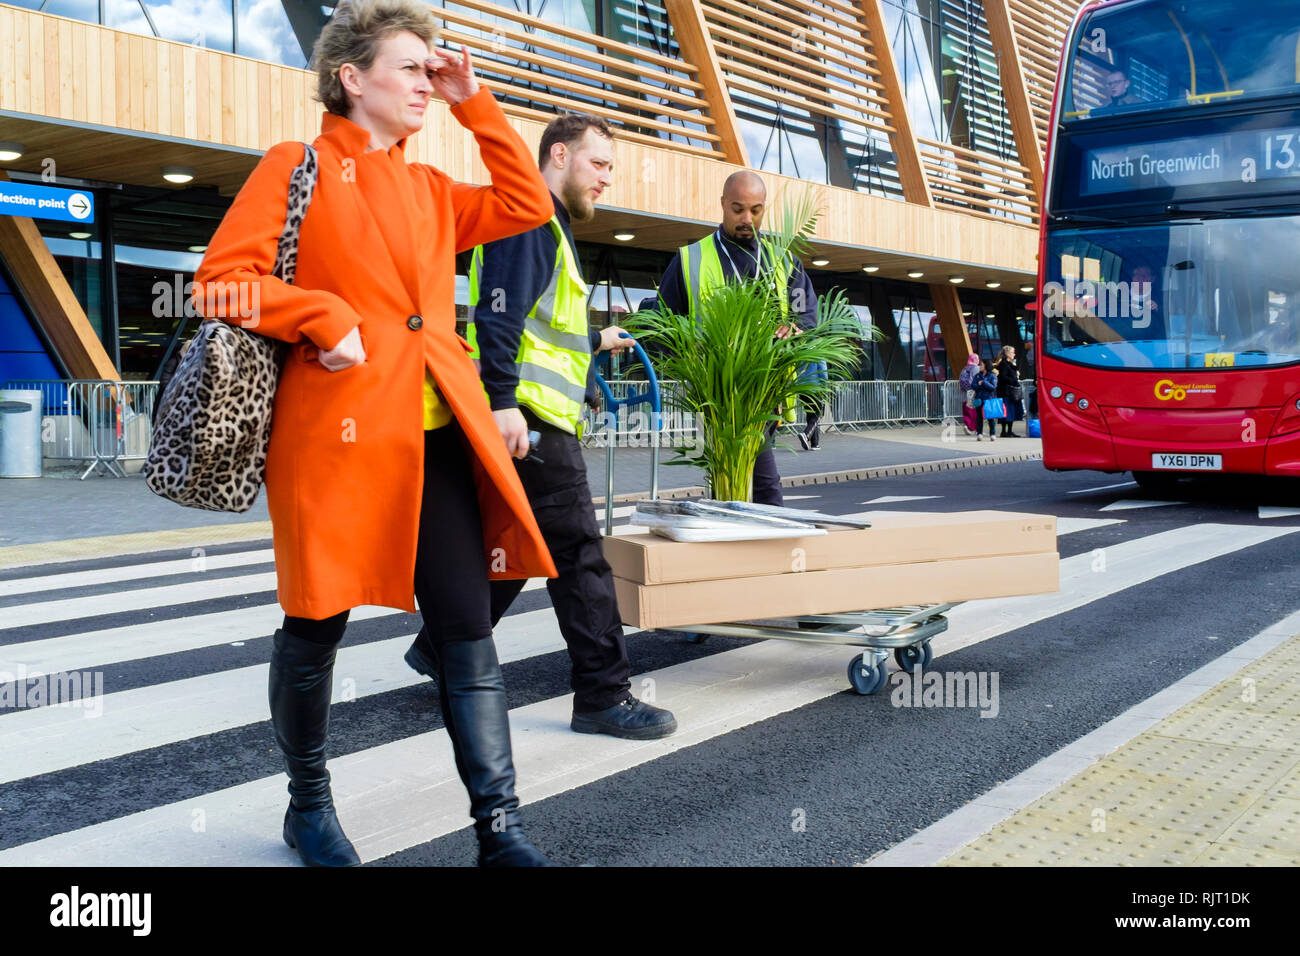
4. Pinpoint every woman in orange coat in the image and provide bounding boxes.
[195,0,558,867]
